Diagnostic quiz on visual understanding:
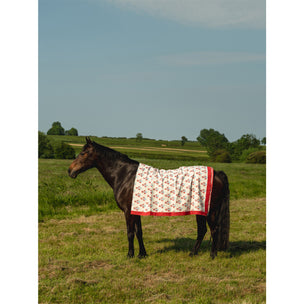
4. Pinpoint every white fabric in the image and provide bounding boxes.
[131,163,213,216]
